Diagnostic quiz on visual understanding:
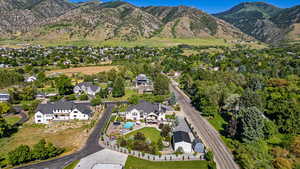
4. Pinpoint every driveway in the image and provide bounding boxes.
[75,149,128,169]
